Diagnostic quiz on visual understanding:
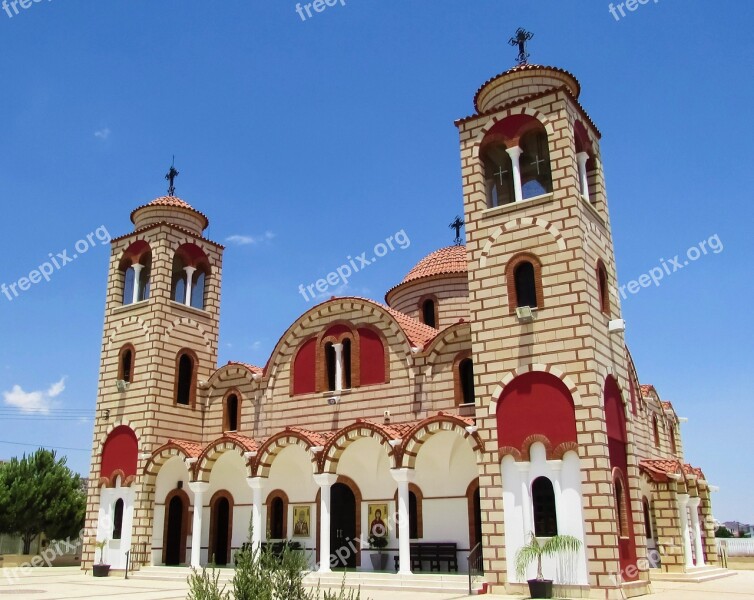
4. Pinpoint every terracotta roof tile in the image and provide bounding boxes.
[110,221,223,248]
[640,384,656,397]
[401,246,468,285]
[224,432,261,452]
[286,426,334,448]
[130,195,210,228]
[168,438,203,458]
[640,459,706,483]
[227,361,264,376]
